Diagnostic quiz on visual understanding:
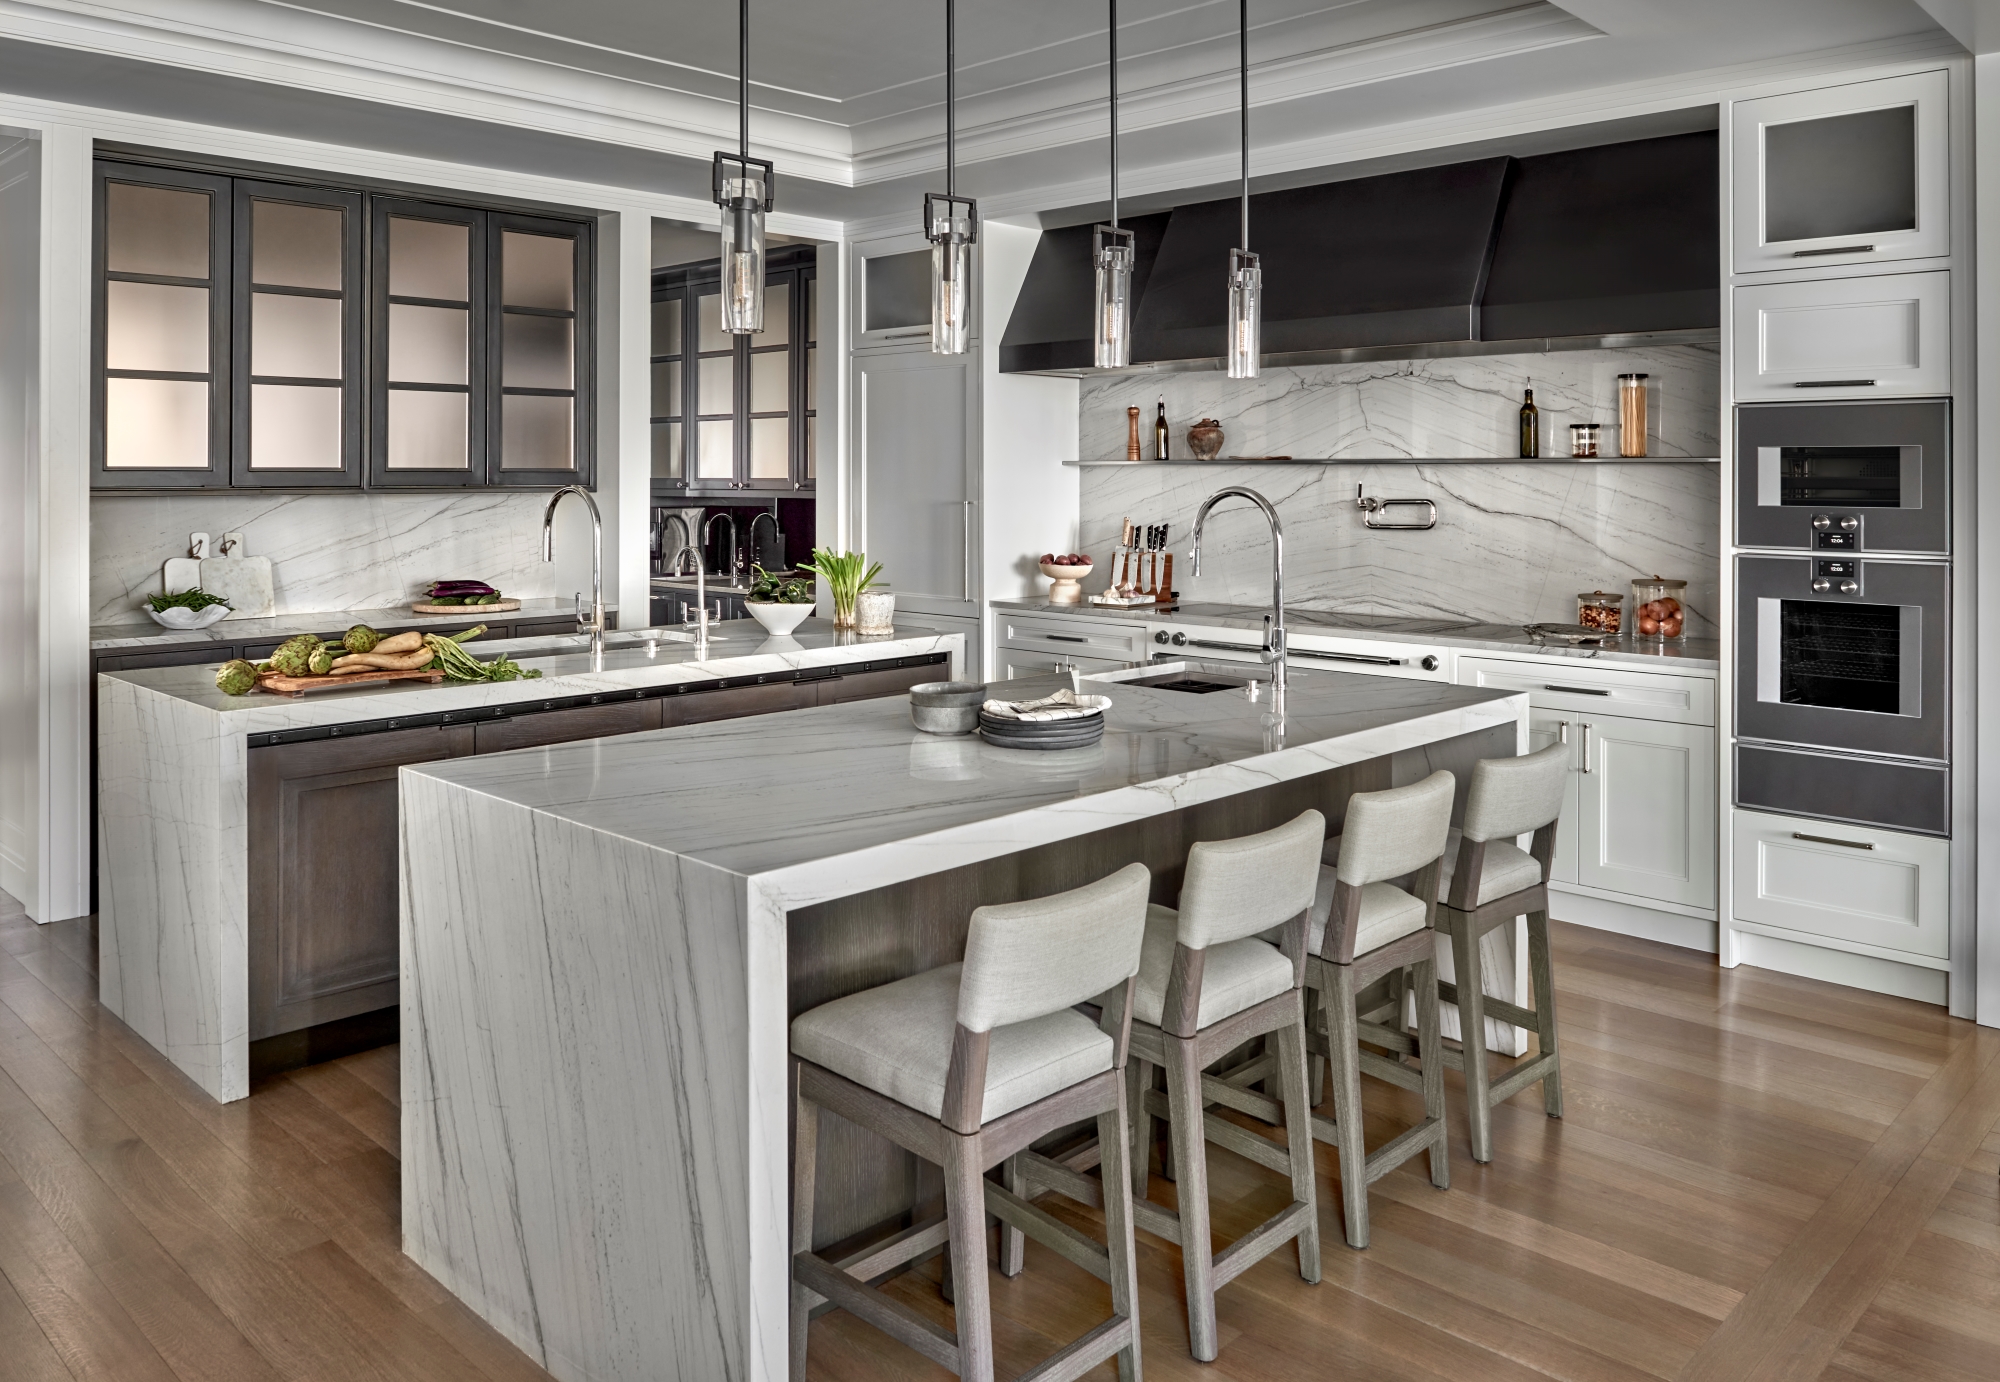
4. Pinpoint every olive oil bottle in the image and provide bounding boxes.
[1154,397,1170,461]
[1518,386,1539,458]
